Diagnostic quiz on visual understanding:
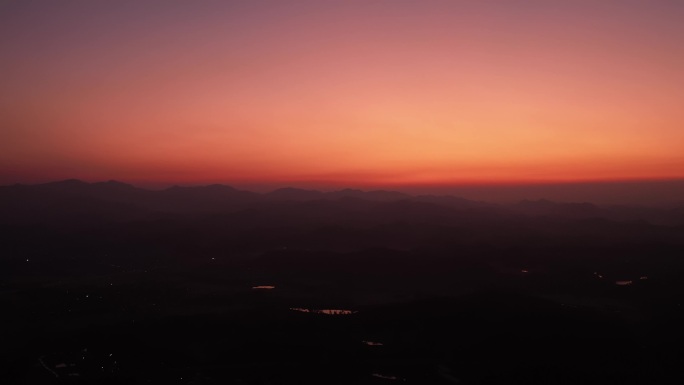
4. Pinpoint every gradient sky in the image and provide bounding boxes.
[2,0,683,188]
